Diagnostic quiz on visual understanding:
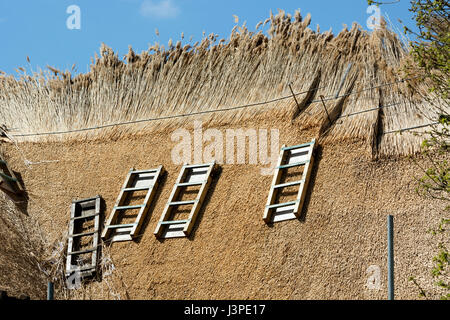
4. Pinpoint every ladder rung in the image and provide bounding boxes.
[78,266,96,273]
[131,169,158,174]
[70,231,96,238]
[67,265,96,273]
[106,223,137,229]
[158,219,191,225]
[176,181,206,187]
[0,172,17,183]
[122,186,152,192]
[114,204,145,210]
[73,196,100,204]
[273,180,305,189]
[282,141,315,151]
[79,201,96,209]
[67,247,96,256]
[266,200,299,210]
[72,213,98,220]
[168,200,197,206]
[277,160,310,169]
[183,163,214,169]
